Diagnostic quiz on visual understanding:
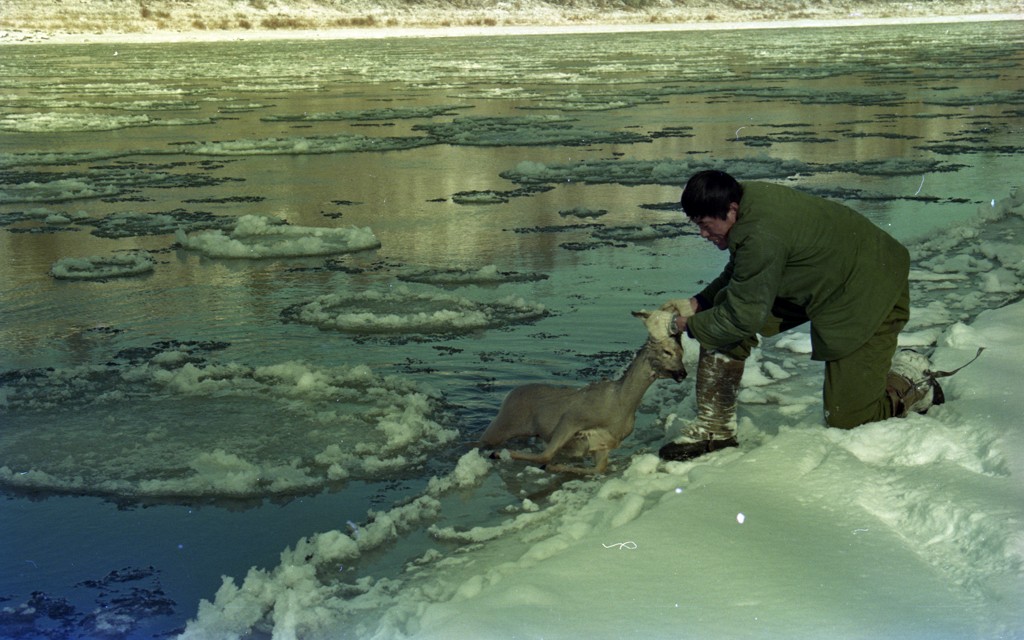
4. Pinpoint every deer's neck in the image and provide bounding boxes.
[613,345,657,410]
